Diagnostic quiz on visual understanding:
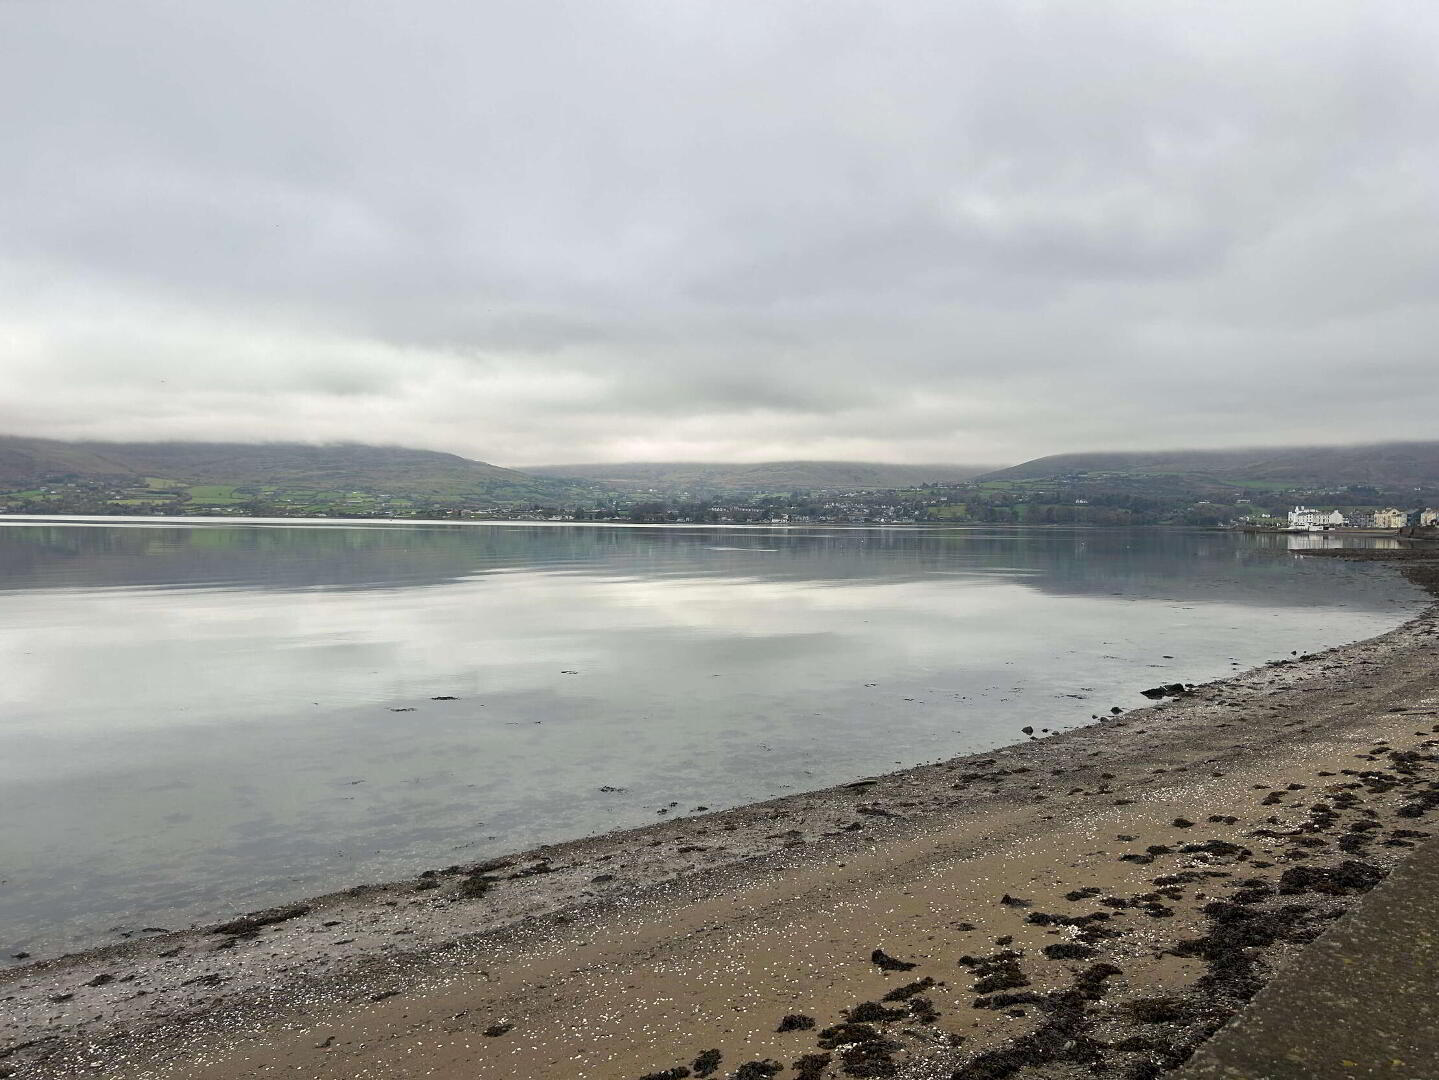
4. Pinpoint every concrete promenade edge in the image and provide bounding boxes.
[1179,837,1439,1080]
